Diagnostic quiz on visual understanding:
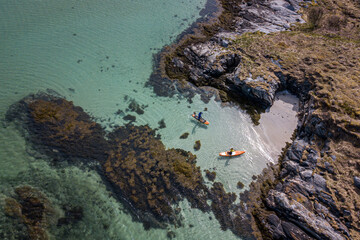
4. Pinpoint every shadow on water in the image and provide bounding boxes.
[218,155,244,166]
[191,119,208,134]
